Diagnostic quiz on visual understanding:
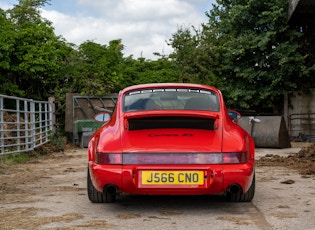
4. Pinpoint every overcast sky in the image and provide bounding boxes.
[0,0,216,60]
